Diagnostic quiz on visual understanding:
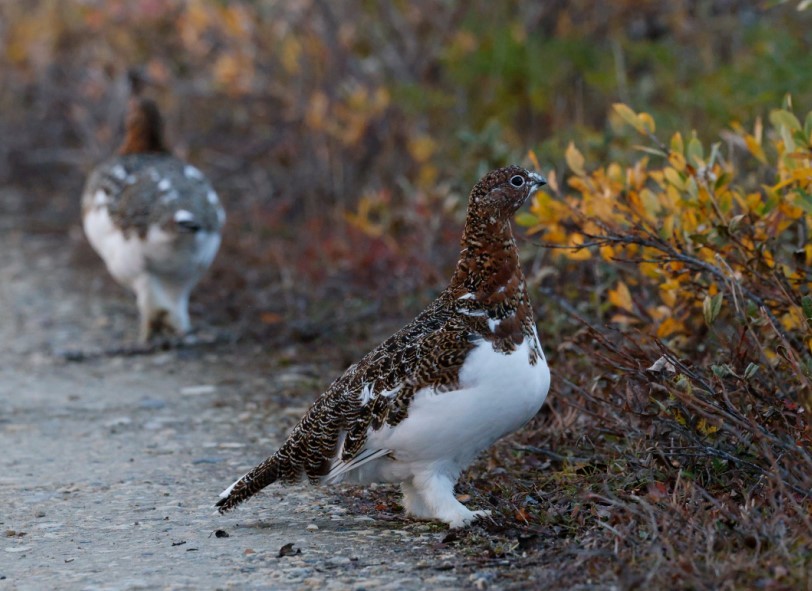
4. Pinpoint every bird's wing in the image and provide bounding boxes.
[279,302,484,483]
[83,155,222,238]
[216,300,486,512]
